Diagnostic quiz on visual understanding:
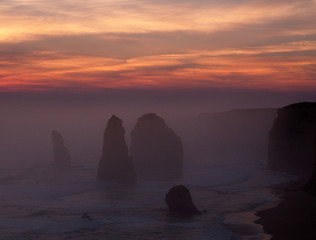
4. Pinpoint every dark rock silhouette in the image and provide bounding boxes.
[304,130,316,195]
[165,185,201,215]
[51,130,71,166]
[81,213,92,221]
[268,102,316,171]
[97,115,136,184]
[131,113,183,180]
